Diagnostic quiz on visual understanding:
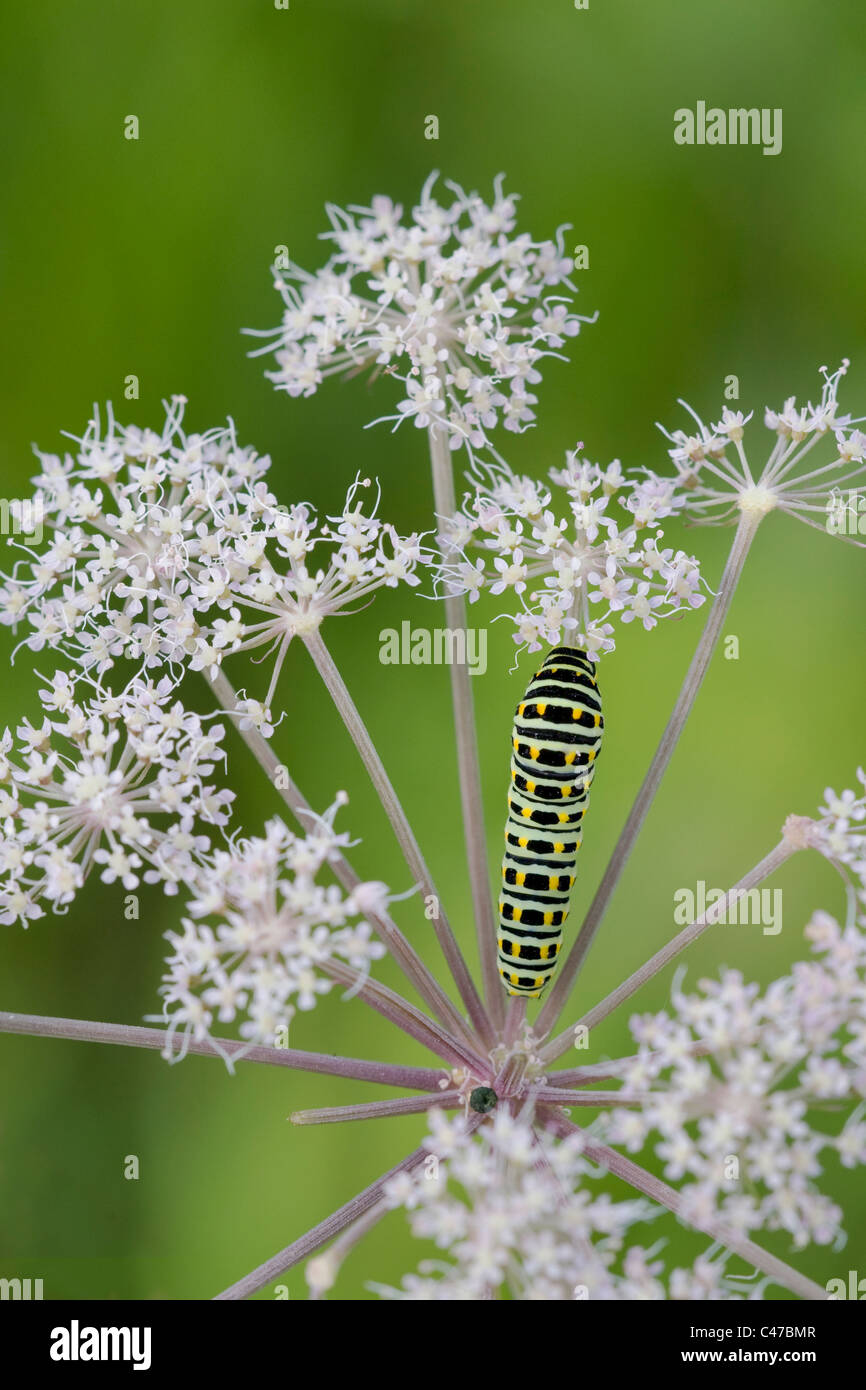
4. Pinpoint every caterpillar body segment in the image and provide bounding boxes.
[497,646,604,998]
